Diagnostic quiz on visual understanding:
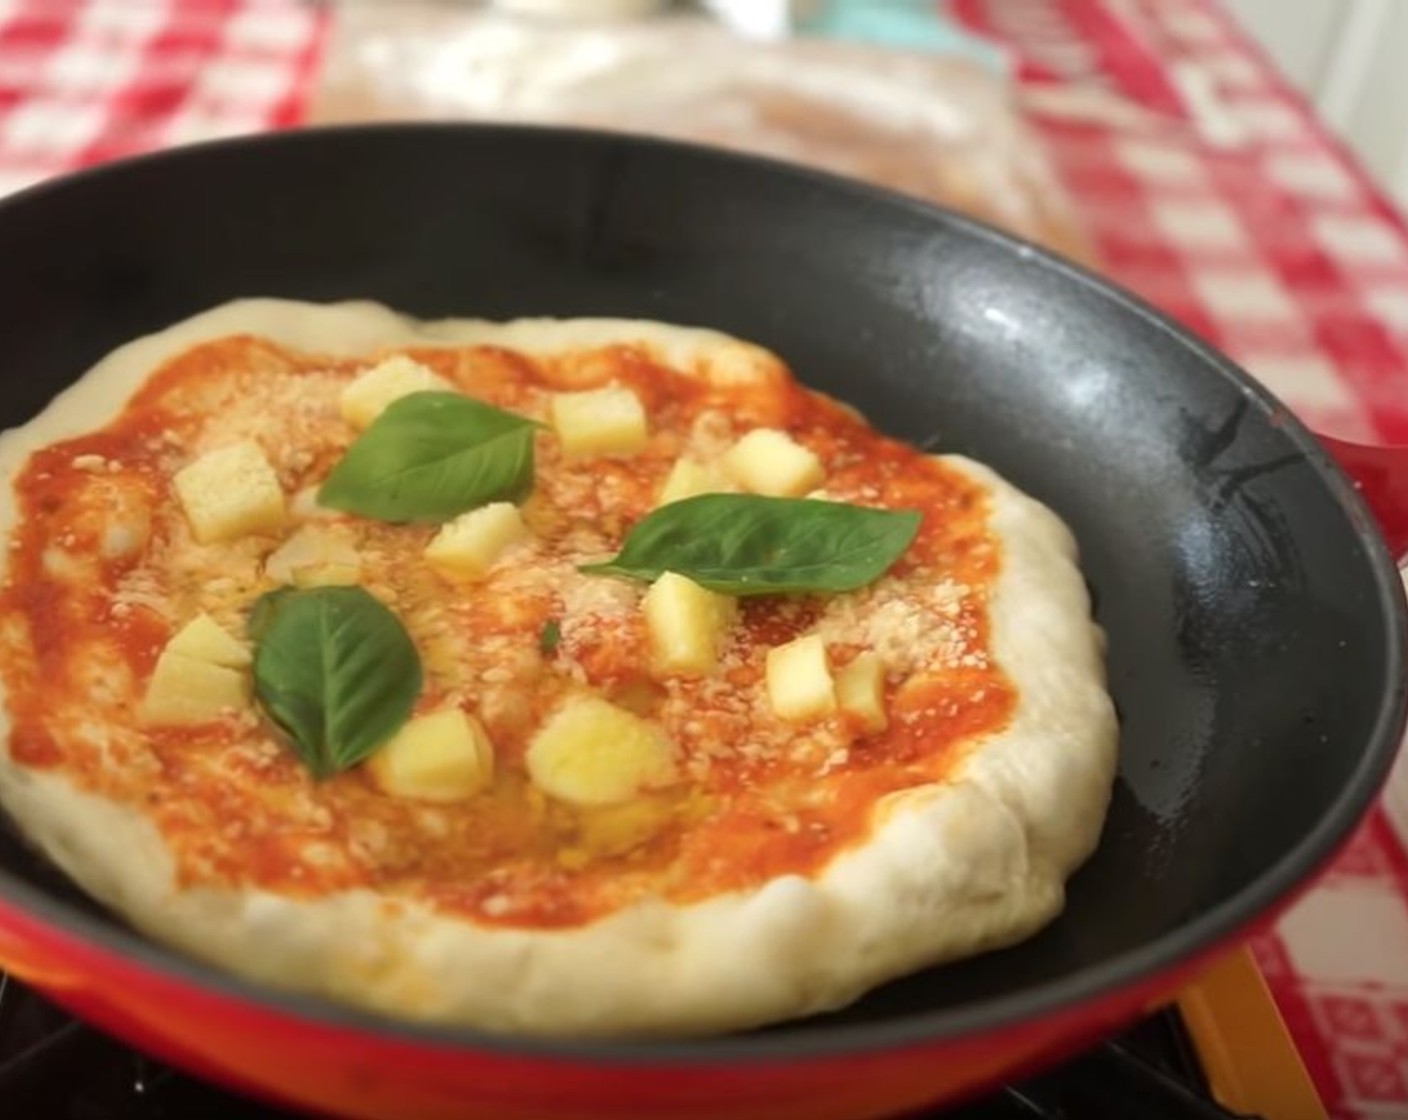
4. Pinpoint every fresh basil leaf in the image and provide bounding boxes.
[579,494,921,595]
[246,586,295,642]
[538,618,562,655]
[250,586,422,780]
[318,391,538,522]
